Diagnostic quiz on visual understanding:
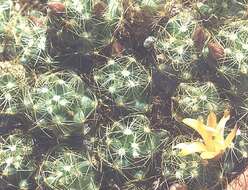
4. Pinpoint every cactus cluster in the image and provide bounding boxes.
[0,0,247,190]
